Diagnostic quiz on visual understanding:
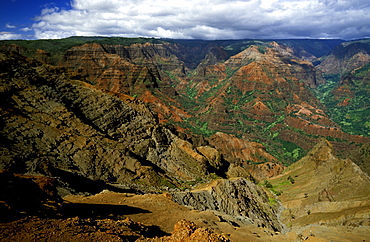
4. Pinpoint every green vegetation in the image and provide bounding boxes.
[262,180,273,188]
[313,67,370,137]
[180,117,215,137]
[287,175,295,184]
[261,180,283,196]
[263,115,285,133]
[0,36,101,63]
[268,197,278,205]
[3,36,363,169]
[0,36,166,64]
[265,139,305,166]
[257,45,267,54]
[225,66,239,78]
